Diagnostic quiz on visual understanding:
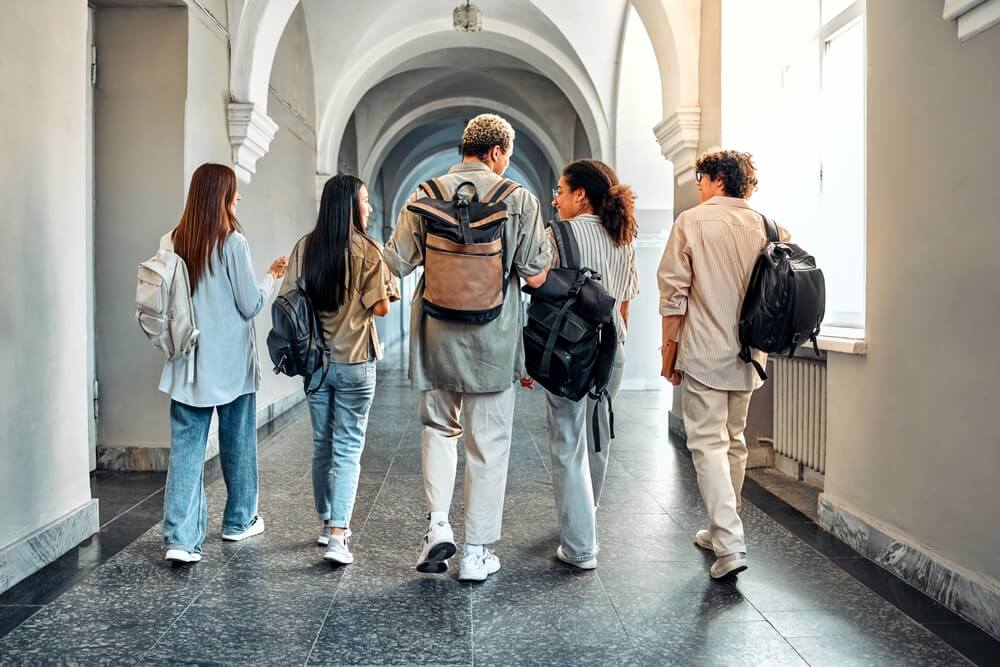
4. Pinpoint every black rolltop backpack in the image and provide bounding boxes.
[738,215,826,380]
[523,220,618,451]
